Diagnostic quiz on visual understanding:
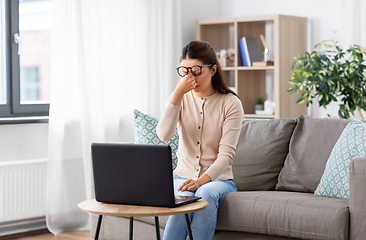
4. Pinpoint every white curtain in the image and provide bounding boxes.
[46,0,181,235]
